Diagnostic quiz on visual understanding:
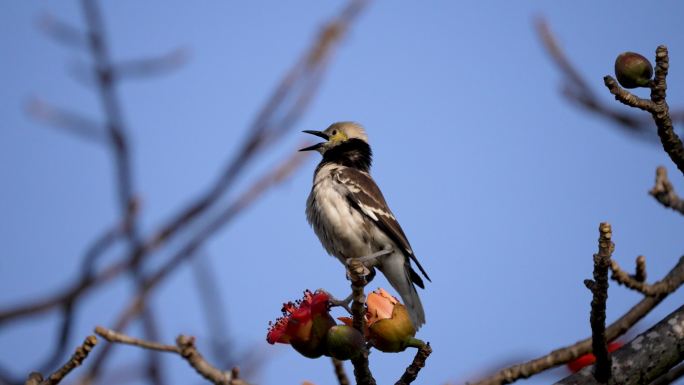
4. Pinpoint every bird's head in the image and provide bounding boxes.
[299,122,368,154]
